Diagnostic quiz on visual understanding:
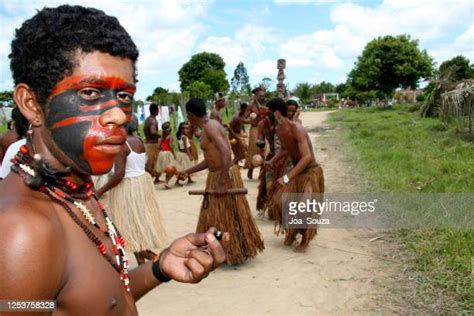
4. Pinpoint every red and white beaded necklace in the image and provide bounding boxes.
[11,145,131,292]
